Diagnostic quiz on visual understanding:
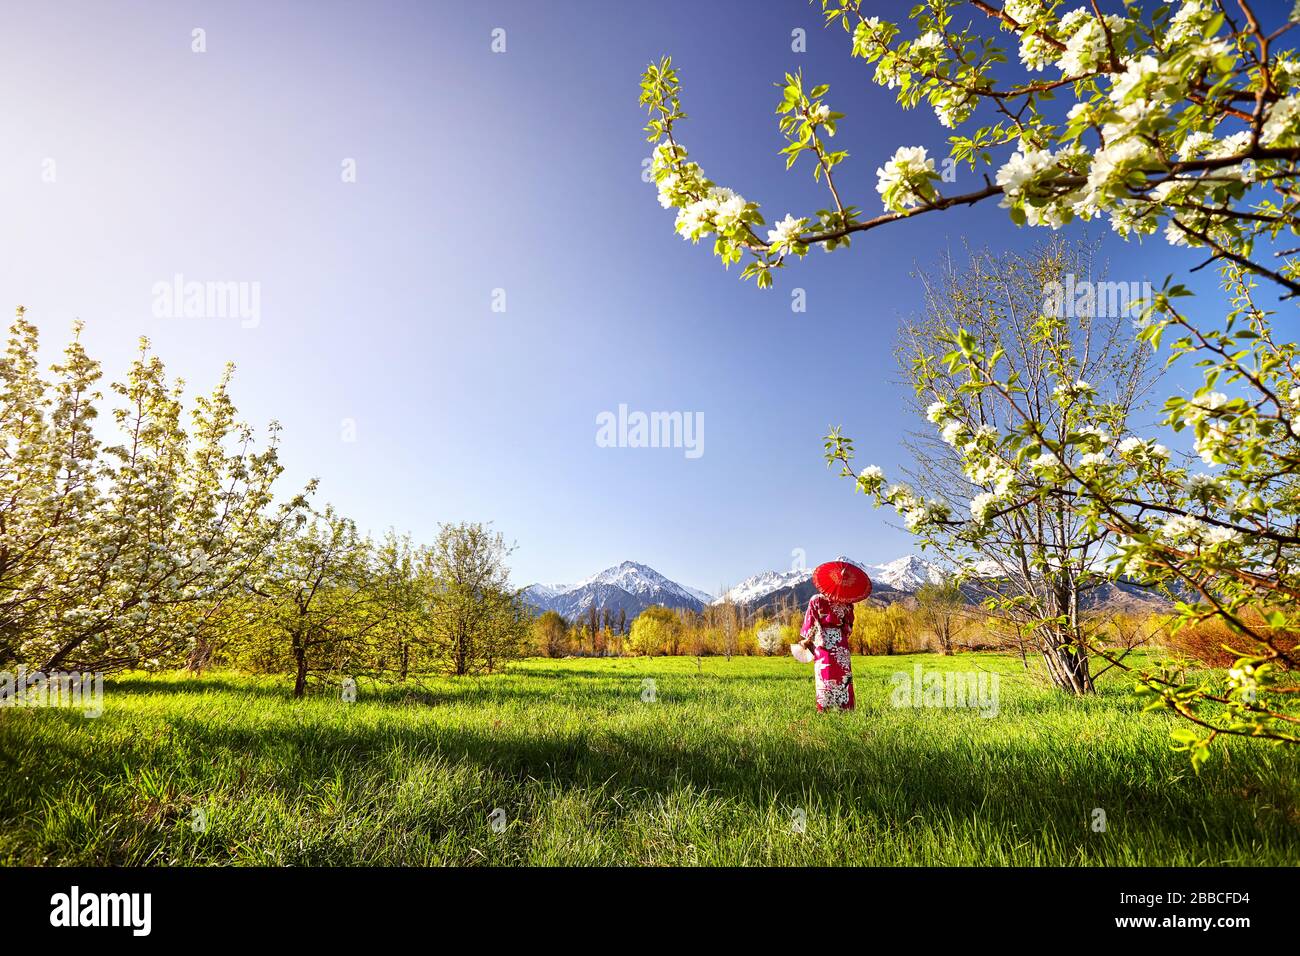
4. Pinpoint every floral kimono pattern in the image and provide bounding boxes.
[801,594,855,712]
